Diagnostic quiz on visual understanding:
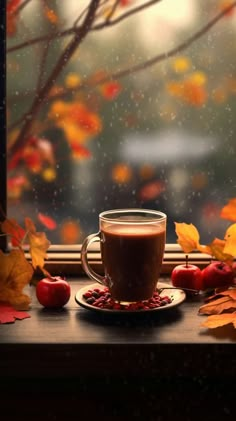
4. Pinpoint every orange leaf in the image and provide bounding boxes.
[206,237,233,262]
[0,218,26,247]
[174,222,200,253]
[25,218,51,270]
[206,288,236,302]
[0,249,33,310]
[199,296,236,315]
[201,313,236,329]
[220,198,236,221]
[224,223,236,256]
